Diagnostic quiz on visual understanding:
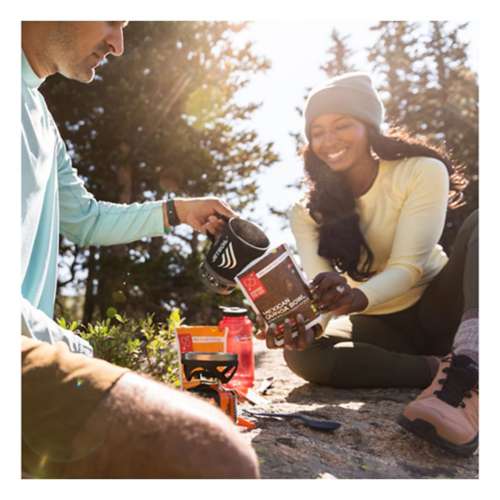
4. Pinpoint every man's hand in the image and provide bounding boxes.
[254,314,316,351]
[311,271,368,316]
[169,197,237,236]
